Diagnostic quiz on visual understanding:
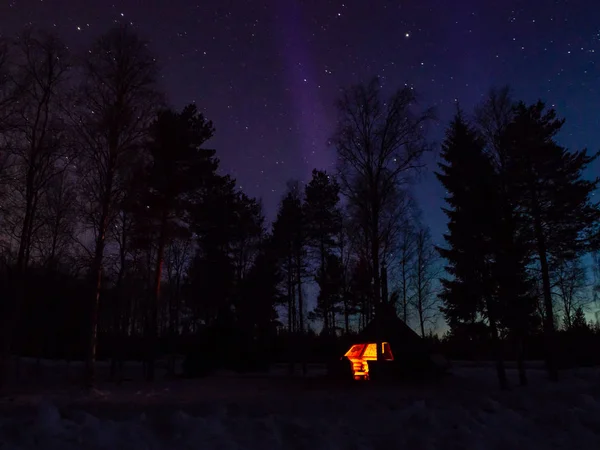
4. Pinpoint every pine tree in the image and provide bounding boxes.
[313,253,344,334]
[237,235,282,341]
[272,183,307,333]
[304,169,342,333]
[140,104,217,380]
[187,174,239,328]
[348,257,374,330]
[229,192,264,284]
[436,111,508,389]
[499,101,600,381]
[271,182,310,374]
